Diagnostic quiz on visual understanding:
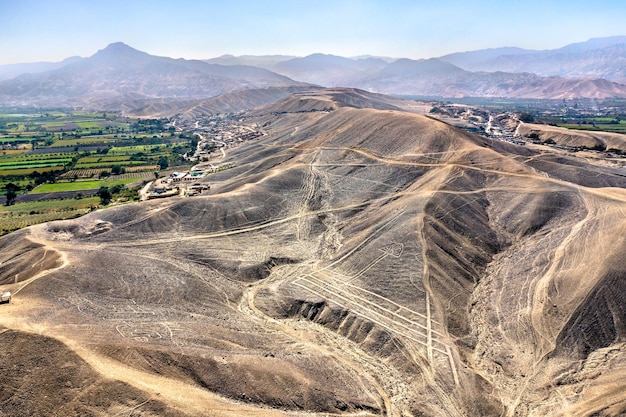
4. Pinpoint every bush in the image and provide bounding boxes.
[518,112,535,123]
[111,165,125,175]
